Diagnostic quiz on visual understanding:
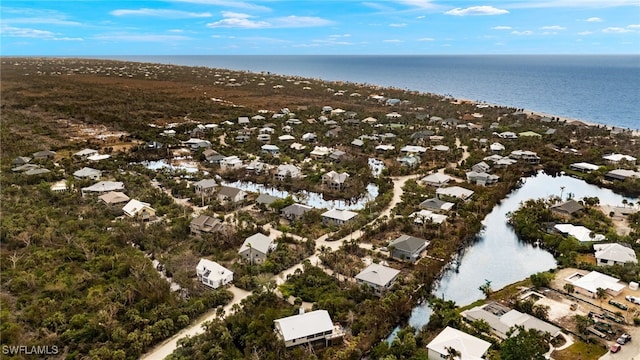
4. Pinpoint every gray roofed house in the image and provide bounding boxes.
[351,139,364,147]
[73,148,99,157]
[239,233,276,264]
[466,171,499,186]
[281,203,314,220]
[81,181,125,195]
[397,155,420,168]
[605,169,640,181]
[420,173,451,187]
[550,199,583,216]
[190,215,228,235]
[388,234,429,263]
[255,193,280,207]
[24,168,51,176]
[217,186,247,204]
[594,243,637,266]
[238,116,250,125]
[436,186,474,201]
[321,209,358,226]
[12,164,41,172]
[471,161,491,173]
[193,179,218,195]
[355,263,400,296]
[73,167,102,180]
[32,150,56,160]
[329,149,347,162]
[12,156,31,165]
[419,197,455,212]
